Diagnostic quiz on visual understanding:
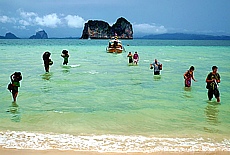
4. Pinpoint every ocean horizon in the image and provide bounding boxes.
[0,39,230,153]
